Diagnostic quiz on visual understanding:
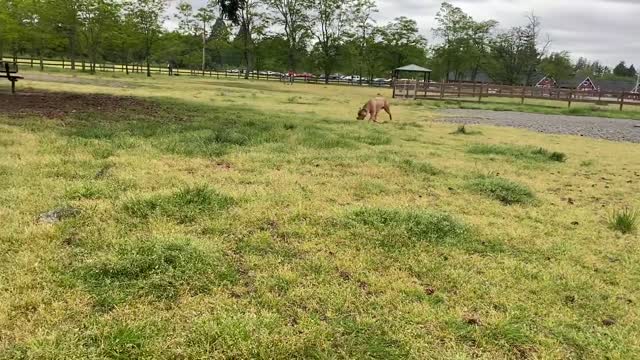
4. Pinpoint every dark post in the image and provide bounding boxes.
[521,87,526,104]
[479,84,483,102]
[620,92,625,111]
[568,91,572,108]
[391,70,397,99]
